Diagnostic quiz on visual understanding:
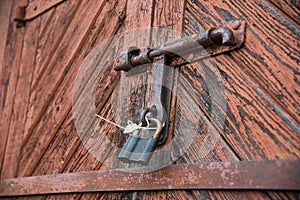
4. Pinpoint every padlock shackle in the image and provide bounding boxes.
[147,117,163,139]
